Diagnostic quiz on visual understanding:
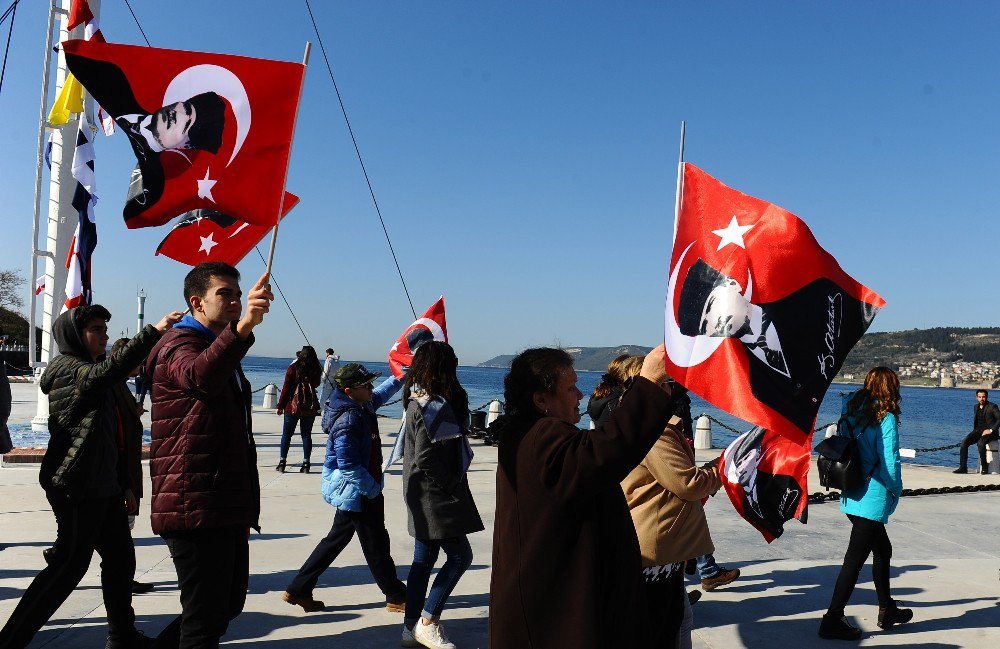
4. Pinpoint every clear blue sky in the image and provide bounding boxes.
[2,1,999,363]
